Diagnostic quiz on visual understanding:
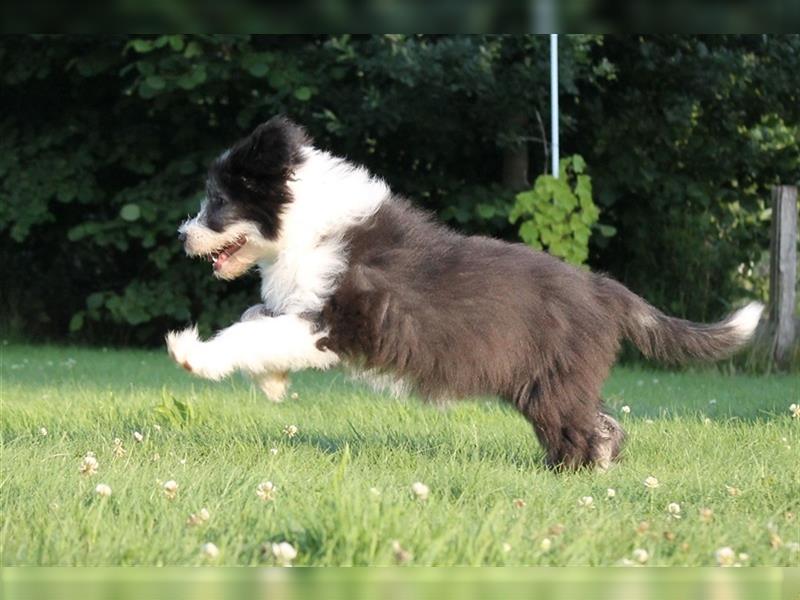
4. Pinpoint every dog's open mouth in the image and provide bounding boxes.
[208,236,247,271]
